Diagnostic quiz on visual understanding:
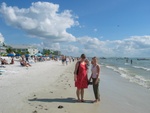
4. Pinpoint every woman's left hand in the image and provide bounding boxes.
[74,75,77,81]
[95,78,99,85]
